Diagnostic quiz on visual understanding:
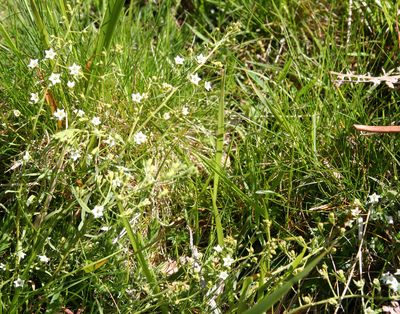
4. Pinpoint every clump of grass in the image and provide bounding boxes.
[0,0,400,313]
